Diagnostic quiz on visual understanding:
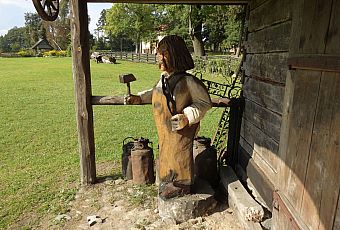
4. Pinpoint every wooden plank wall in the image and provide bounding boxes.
[240,0,292,207]
[274,0,340,229]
